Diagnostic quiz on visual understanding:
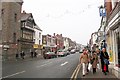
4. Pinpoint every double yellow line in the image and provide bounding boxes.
[70,63,81,80]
